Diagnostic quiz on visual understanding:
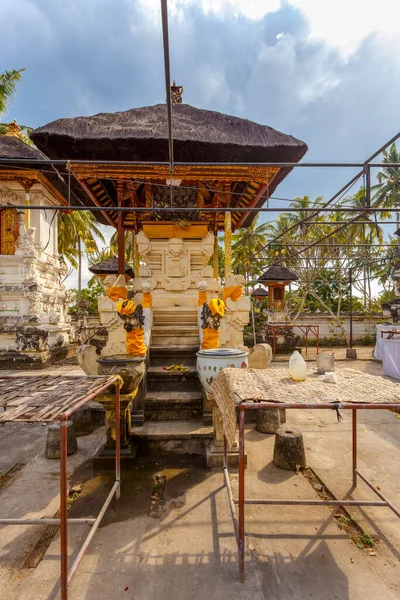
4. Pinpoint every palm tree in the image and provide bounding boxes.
[0,68,25,117]
[232,216,269,292]
[58,211,105,315]
[374,143,400,225]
